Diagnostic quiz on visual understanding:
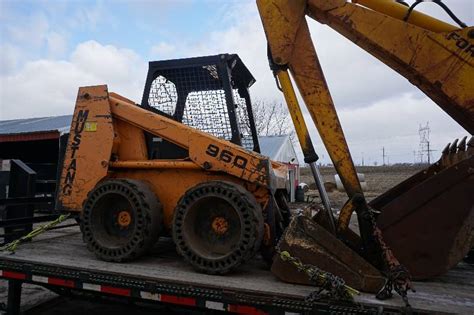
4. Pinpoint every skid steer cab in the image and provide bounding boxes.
[56,84,290,274]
